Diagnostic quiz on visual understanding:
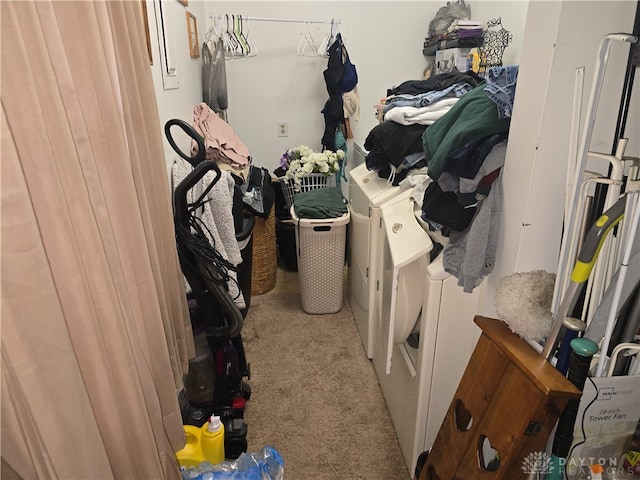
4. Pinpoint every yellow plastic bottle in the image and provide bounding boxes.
[176,415,225,468]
